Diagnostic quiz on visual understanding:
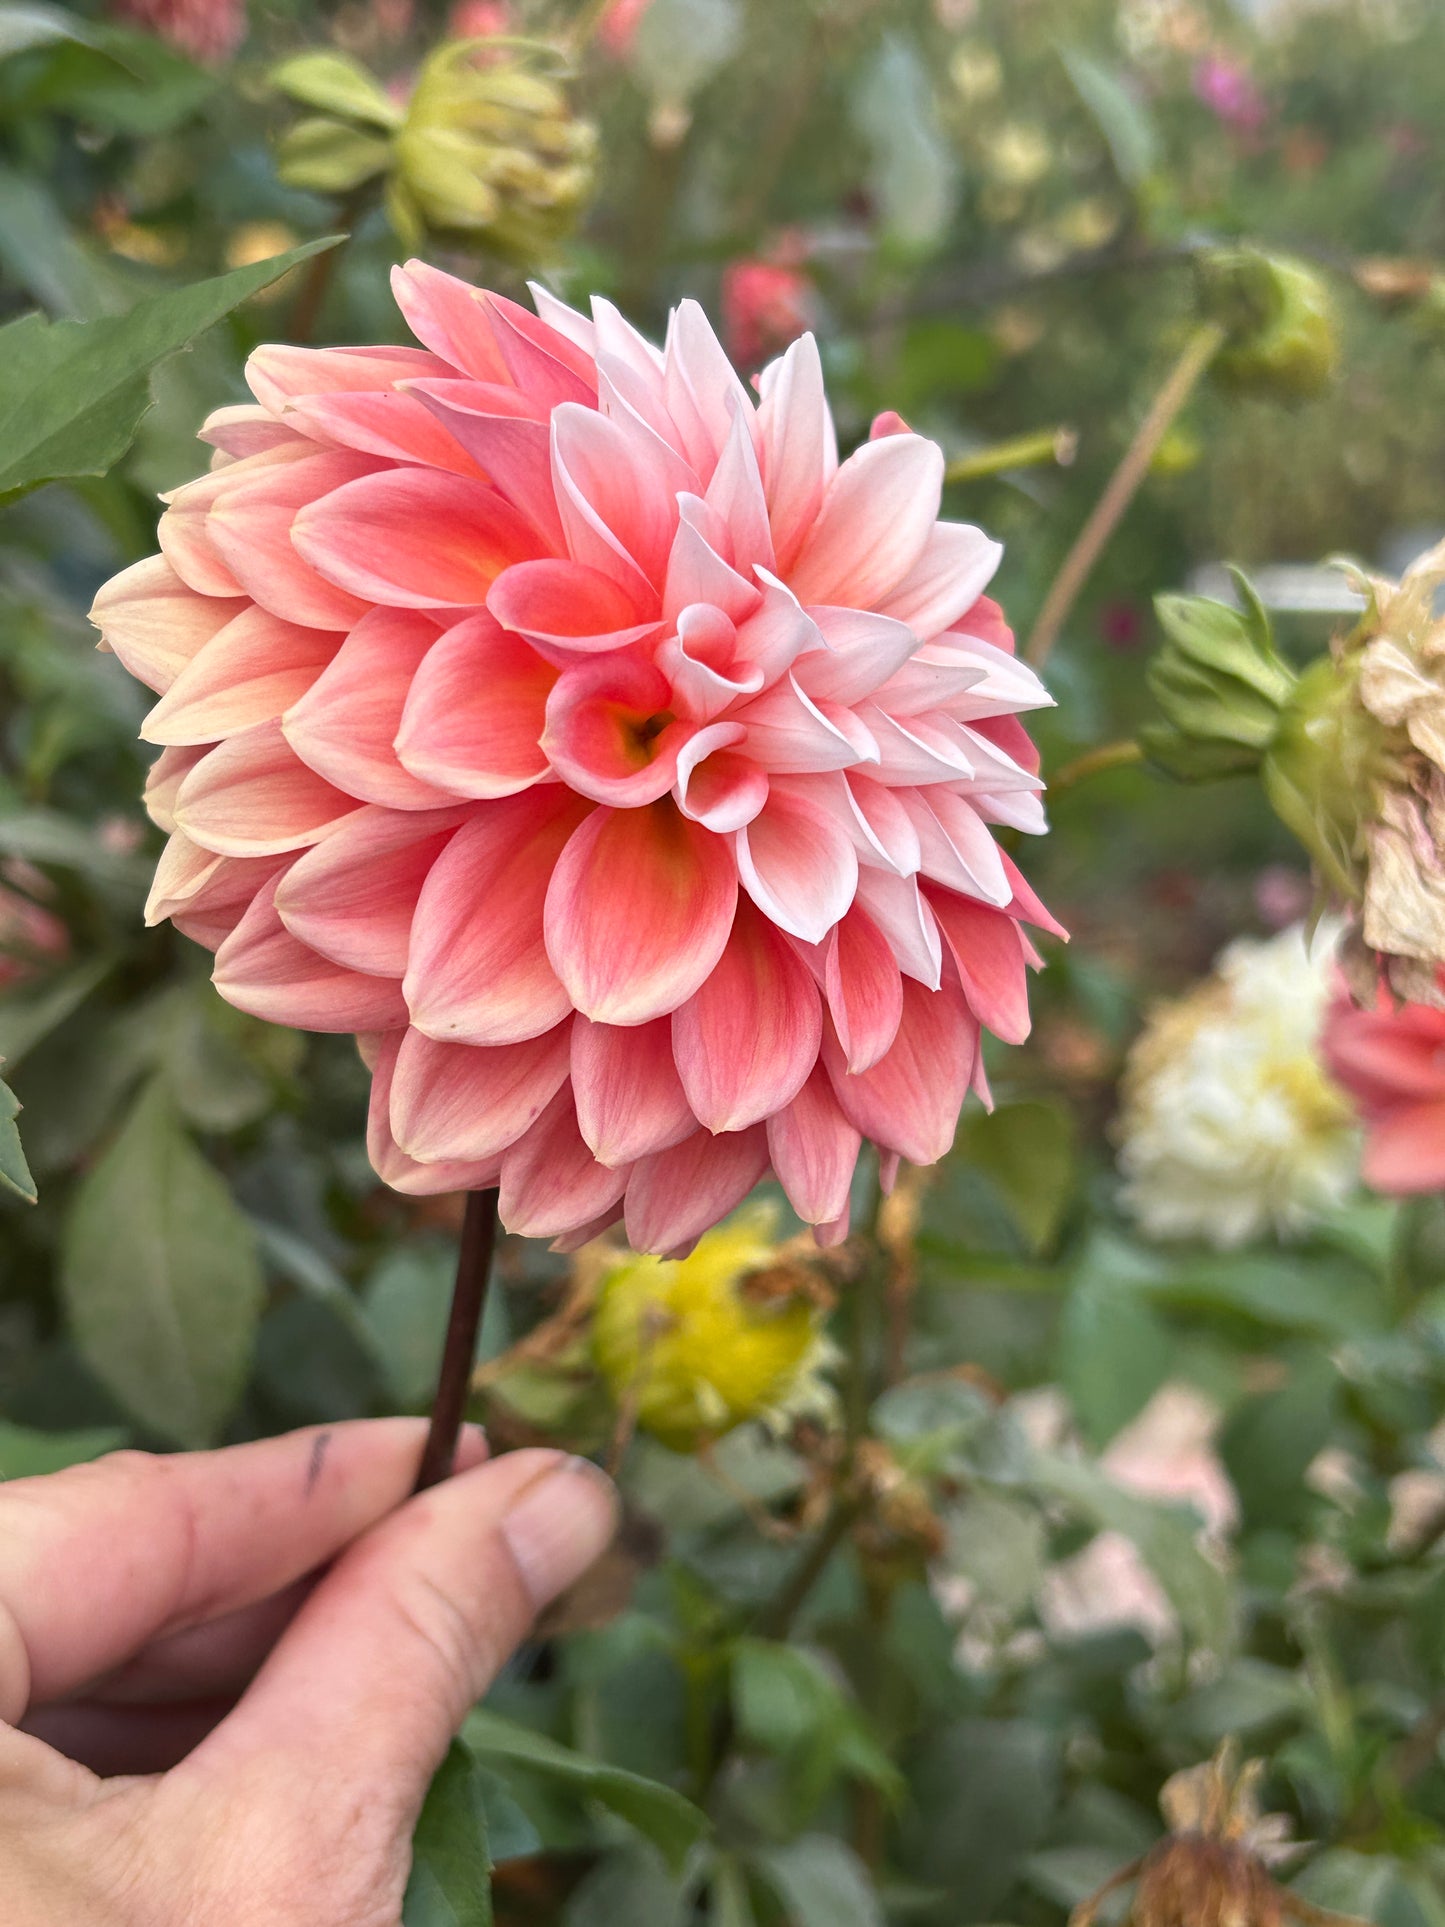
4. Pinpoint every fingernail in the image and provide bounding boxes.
[500,1457,618,1608]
